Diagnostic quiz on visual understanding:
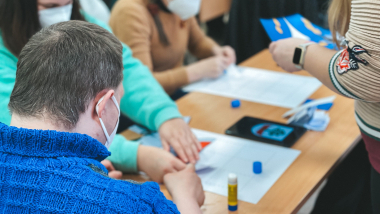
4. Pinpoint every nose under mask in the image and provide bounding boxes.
[167,0,201,21]
[39,4,73,28]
